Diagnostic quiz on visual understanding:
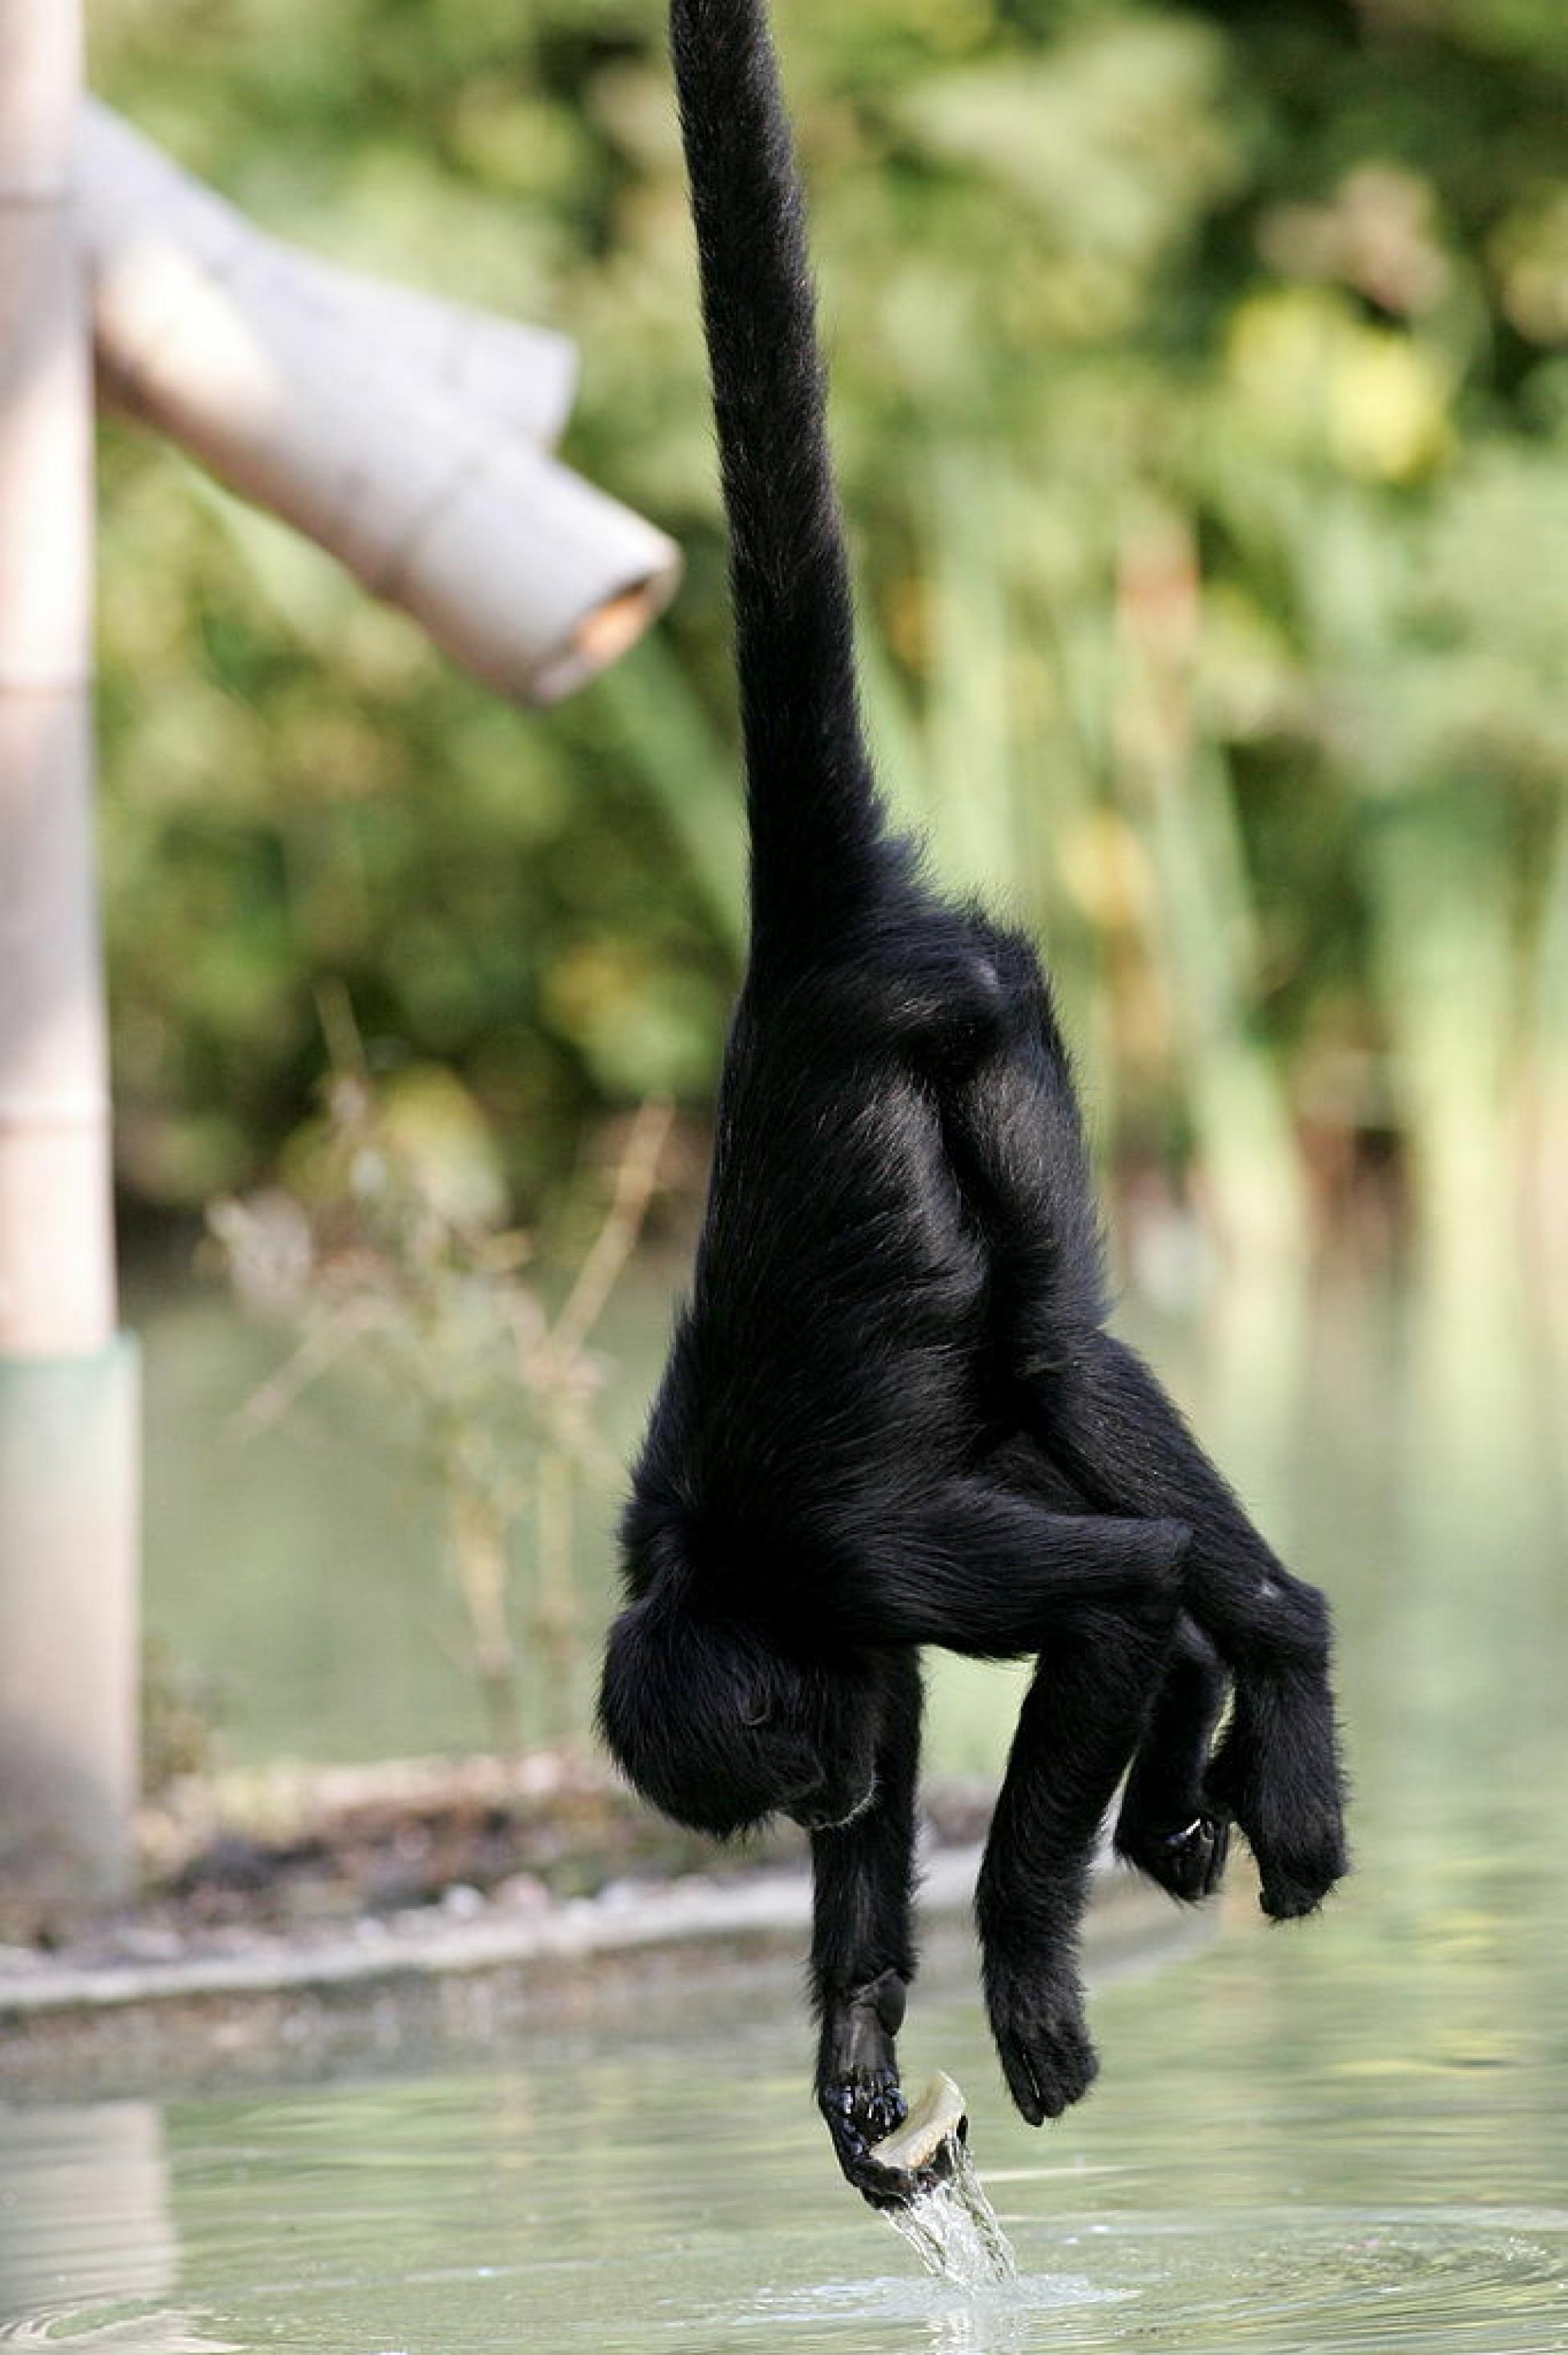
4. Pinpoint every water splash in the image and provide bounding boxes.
[881,2137,1019,2289]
